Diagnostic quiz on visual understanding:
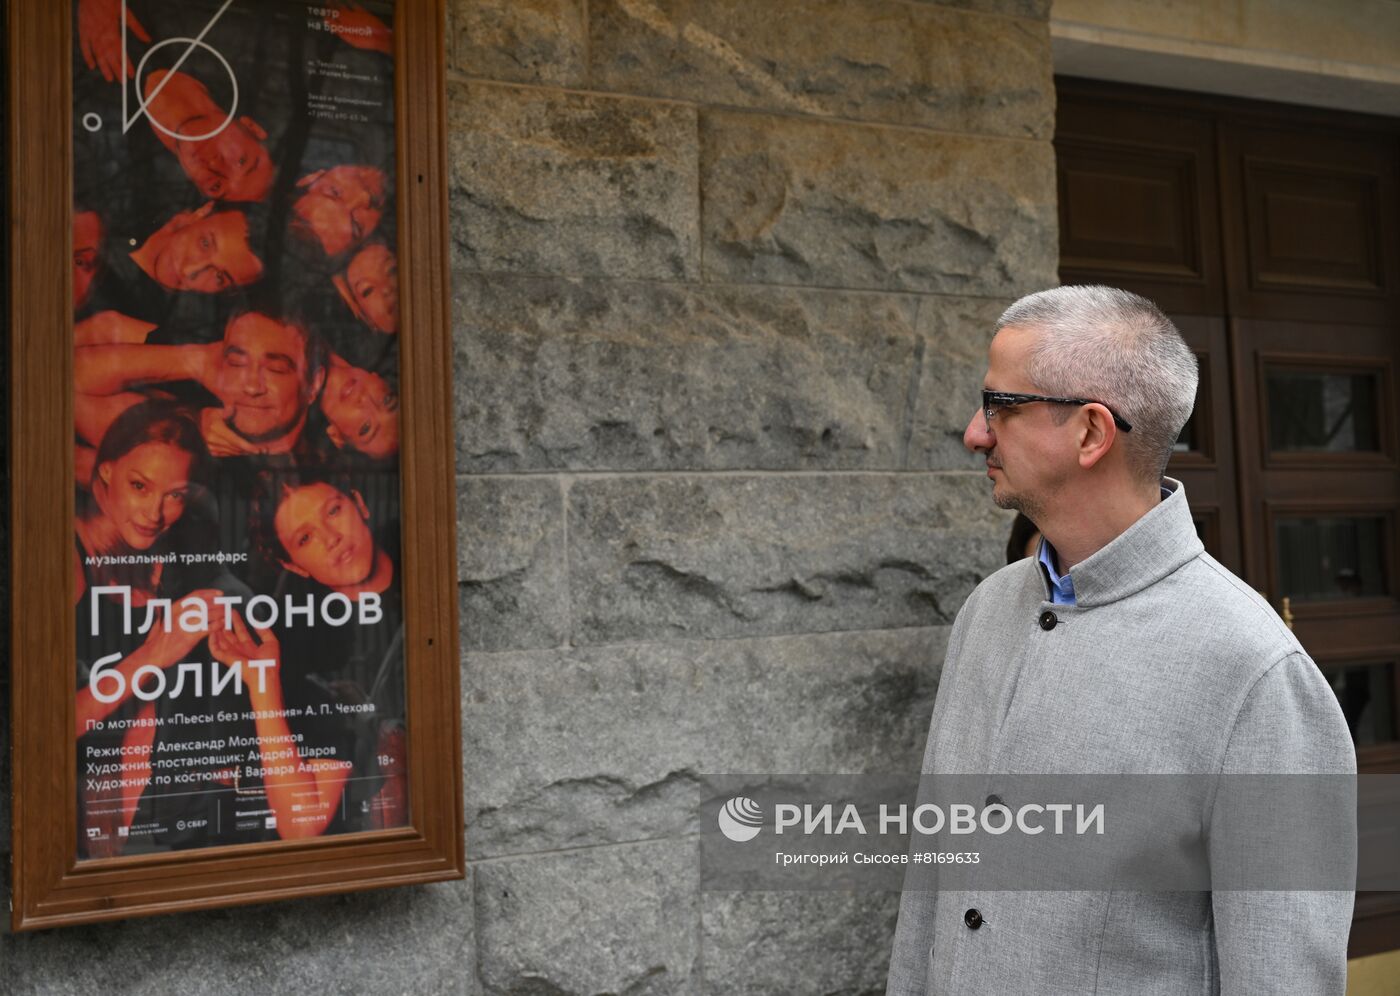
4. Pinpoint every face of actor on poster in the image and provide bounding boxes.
[82,401,207,557]
[320,354,399,459]
[333,242,398,334]
[292,165,387,257]
[210,311,327,446]
[130,203,263,293]
[269,480,394,595]
[142,69,276,202]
